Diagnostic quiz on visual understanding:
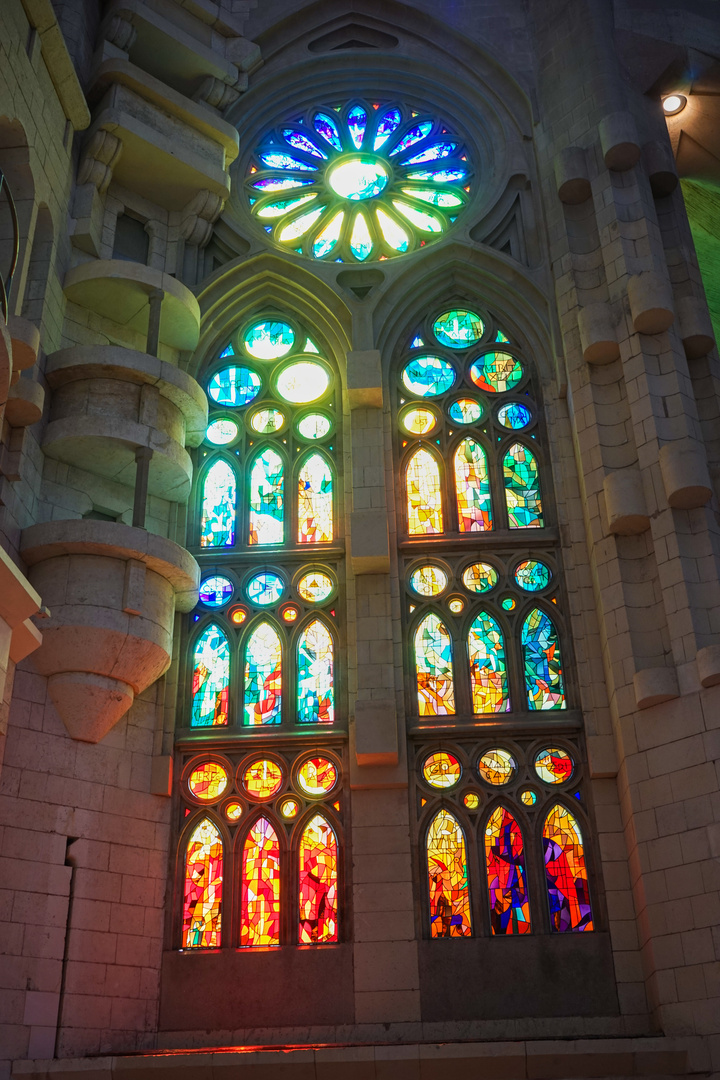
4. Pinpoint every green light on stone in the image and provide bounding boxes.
[328,157,389,201]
